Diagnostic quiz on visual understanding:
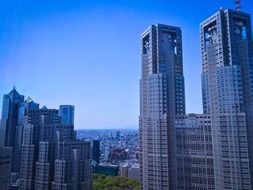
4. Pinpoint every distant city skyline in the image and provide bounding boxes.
[0,0,252,129]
